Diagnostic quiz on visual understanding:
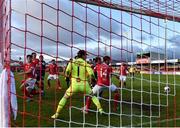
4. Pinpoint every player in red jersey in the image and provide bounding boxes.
[36,55,46,96]
[93,56,102,83]
[47,59,61,90]
[32,52,39,67]
[119,62,128,88]
[83,56,120,113]
[19,55,36,102]
[32,52,39,81]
